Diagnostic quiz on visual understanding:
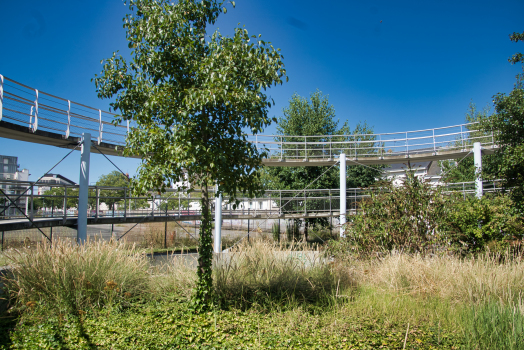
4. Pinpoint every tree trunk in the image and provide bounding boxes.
[195,182,213,311]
